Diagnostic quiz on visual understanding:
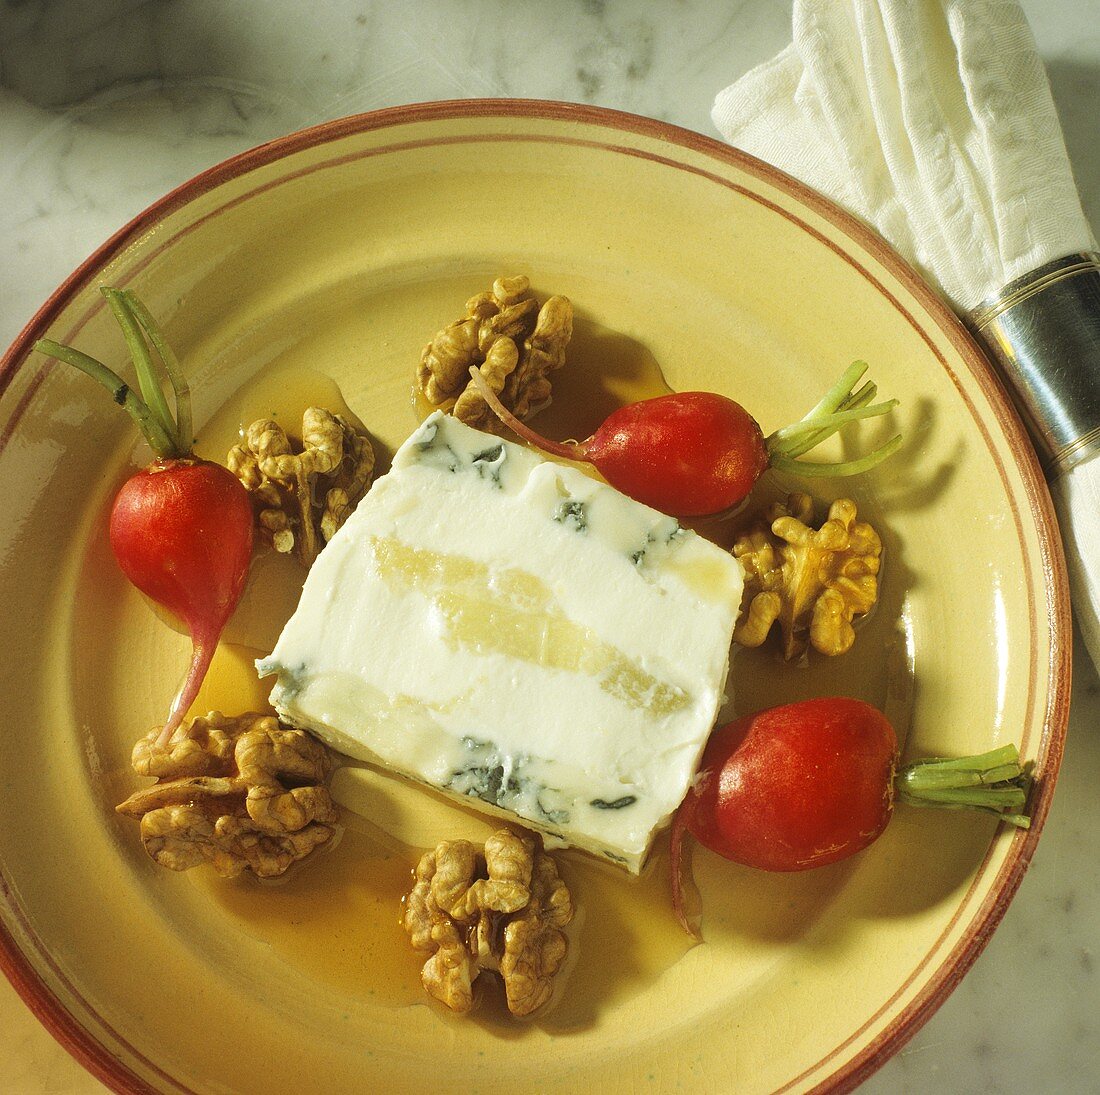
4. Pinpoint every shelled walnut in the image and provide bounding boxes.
[227,407,374,567]
[733,492,882,661]
[116,711,339,878]
[417,275,573,429]
[403,828,574,1017]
